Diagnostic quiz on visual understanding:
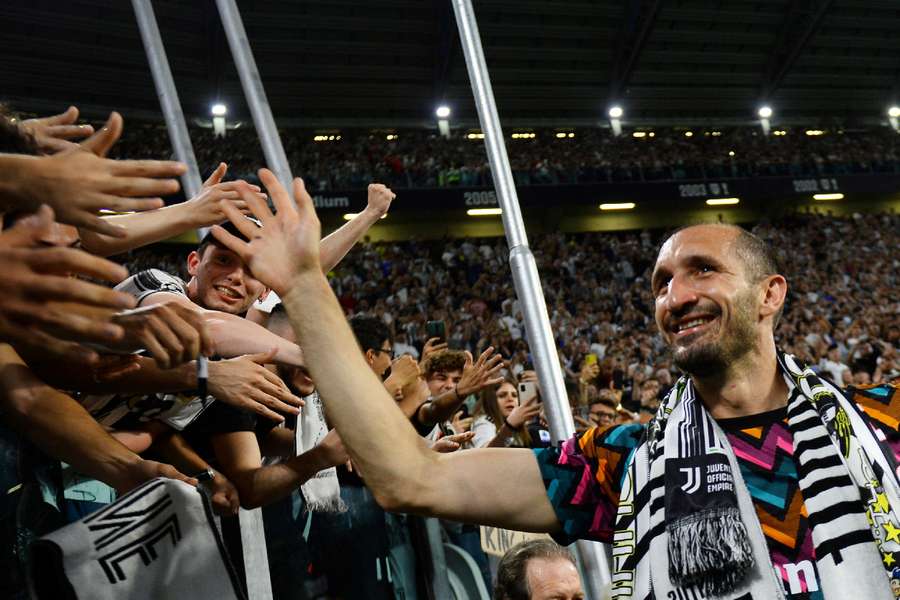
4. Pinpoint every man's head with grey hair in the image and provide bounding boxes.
[494,539,583,600]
